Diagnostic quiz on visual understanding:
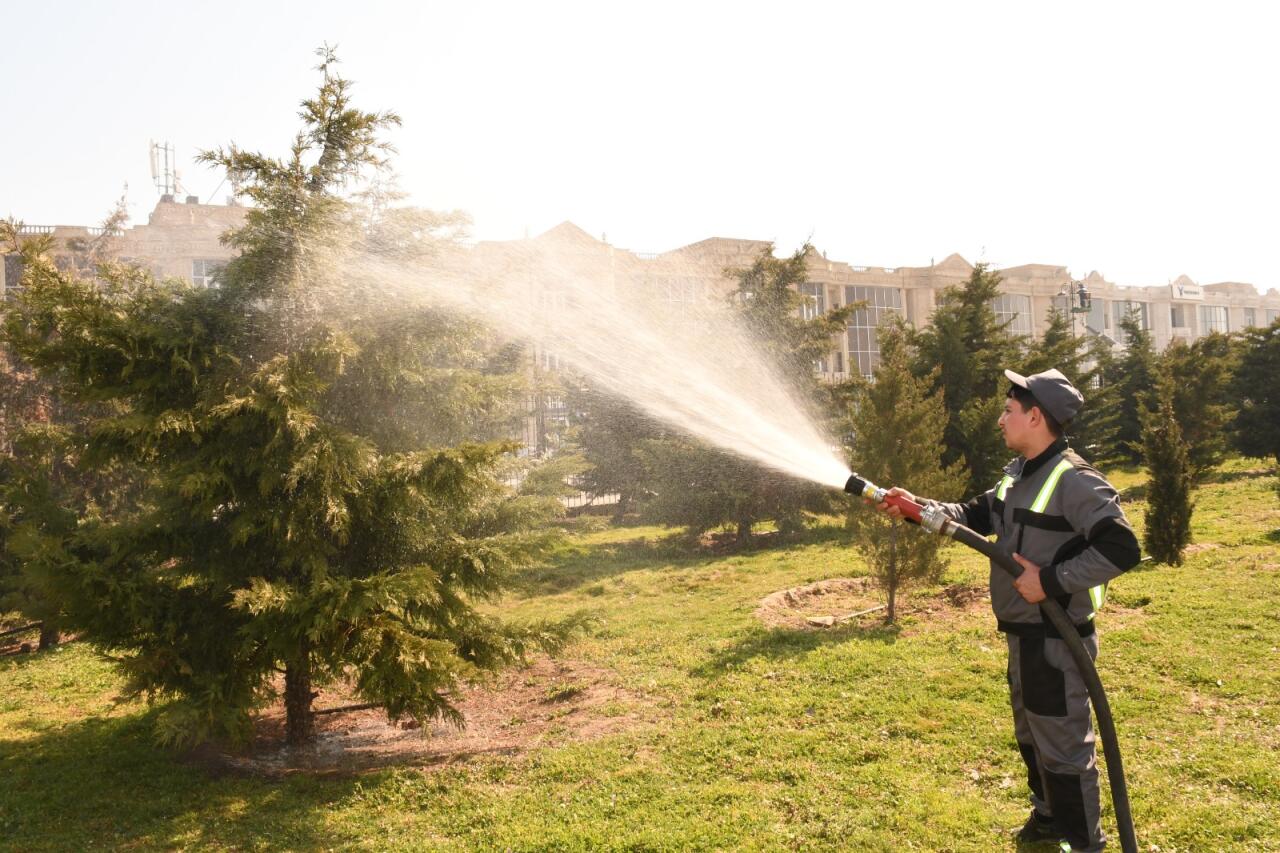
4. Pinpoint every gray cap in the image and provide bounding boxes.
[1004,368,1084,425]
